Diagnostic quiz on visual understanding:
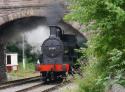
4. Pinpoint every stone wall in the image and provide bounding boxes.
[0,44,7,82]
[0,0,65,25]
[110,84,125,92]
[0,0,63,7]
